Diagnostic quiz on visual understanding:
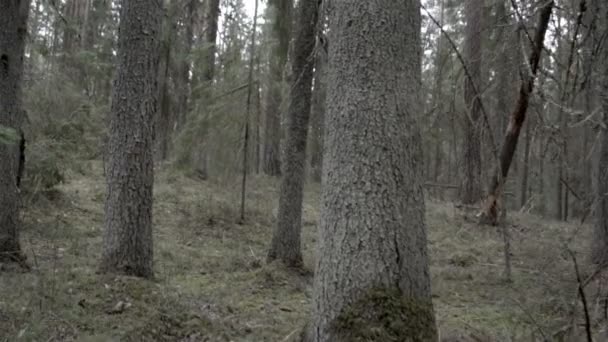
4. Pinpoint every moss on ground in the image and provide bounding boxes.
[0,162,597,341]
